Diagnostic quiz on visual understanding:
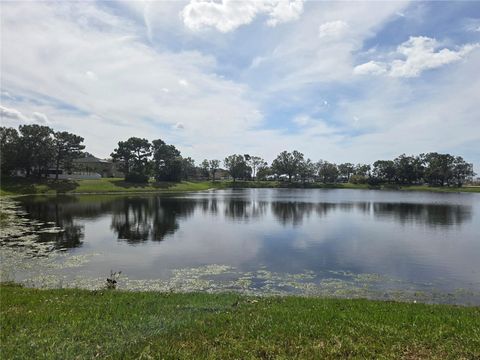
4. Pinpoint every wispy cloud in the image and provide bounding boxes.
[318,20,349,39]
[353,61,387,75]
